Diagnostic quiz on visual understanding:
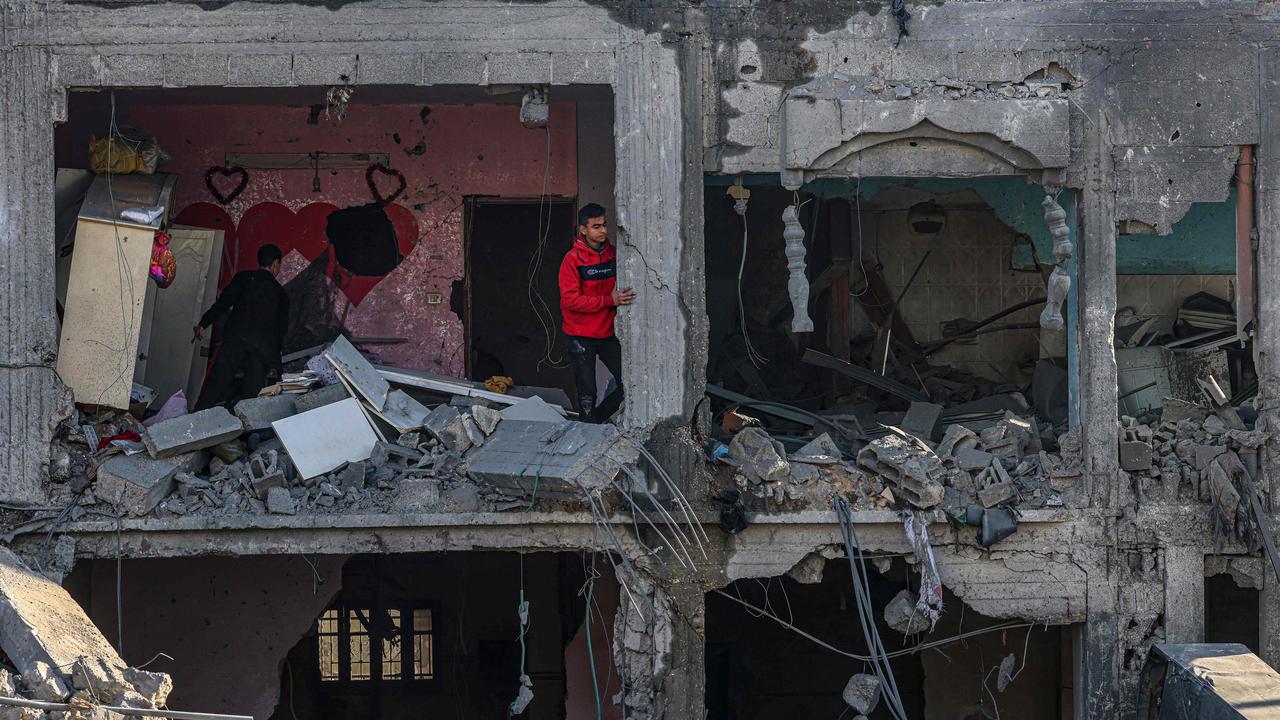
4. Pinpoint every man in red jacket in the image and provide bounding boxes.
[558,203,635,423]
